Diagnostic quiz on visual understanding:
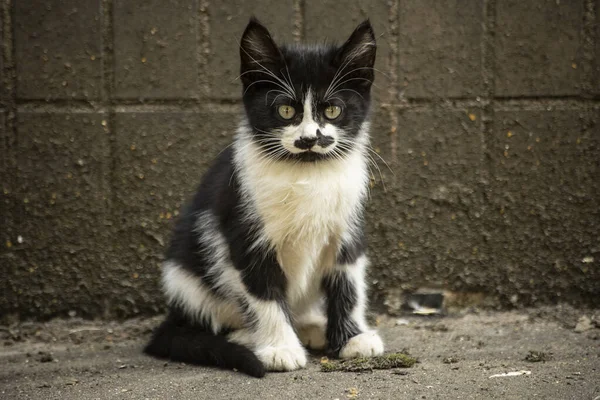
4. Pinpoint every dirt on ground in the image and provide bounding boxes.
[1,305,599,400]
